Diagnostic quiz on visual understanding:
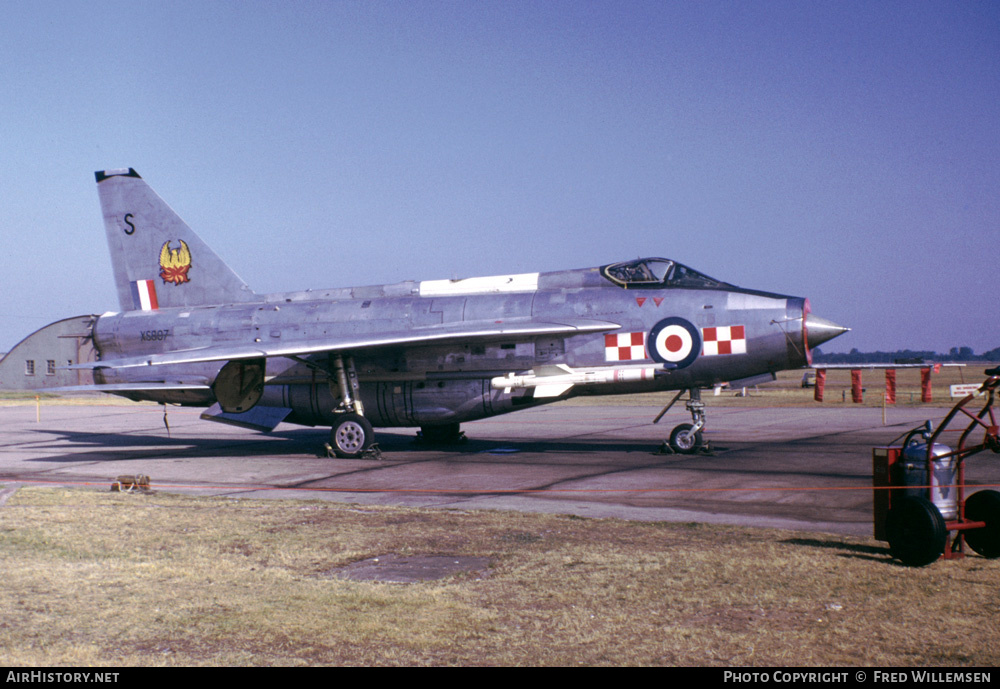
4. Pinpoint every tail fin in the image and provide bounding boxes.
[96,168,257,311]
